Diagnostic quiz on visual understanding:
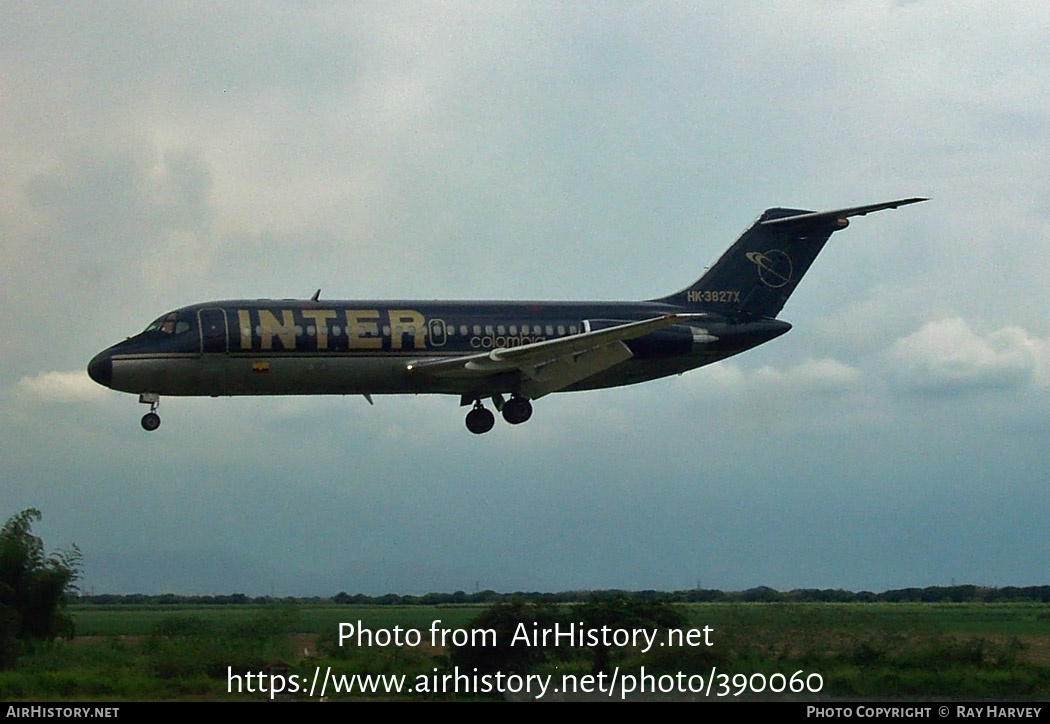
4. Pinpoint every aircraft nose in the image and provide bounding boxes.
[87,350,113,388]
